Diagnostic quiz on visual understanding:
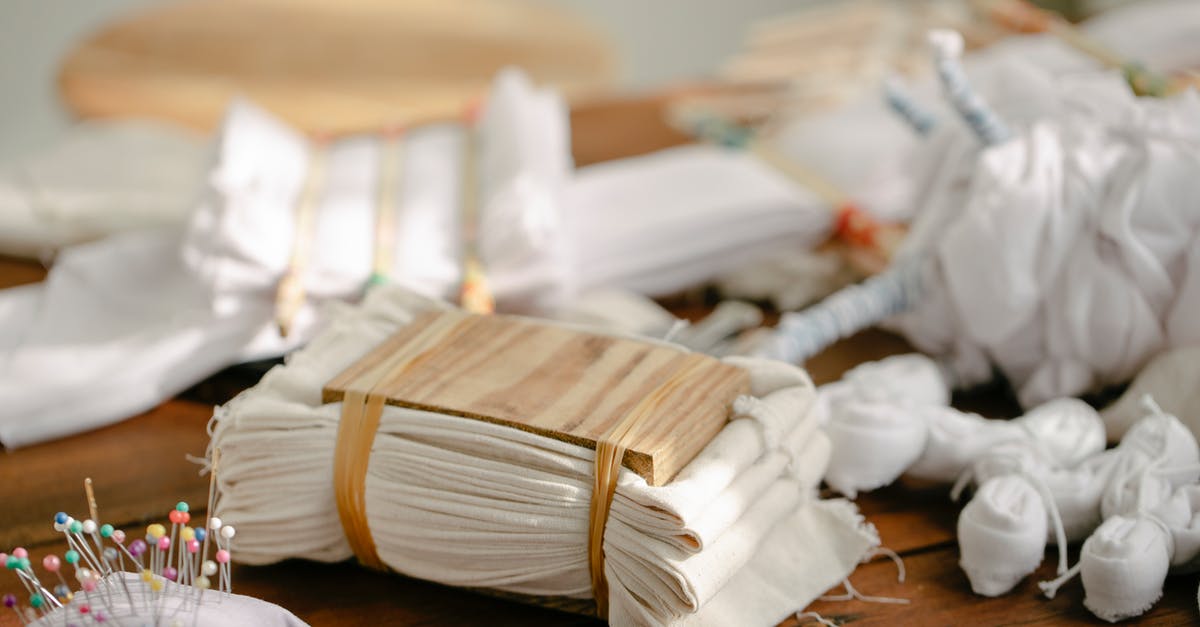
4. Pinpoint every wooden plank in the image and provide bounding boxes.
[0,400,212,550]
[57,0,617,135]
[324,311,750,486]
